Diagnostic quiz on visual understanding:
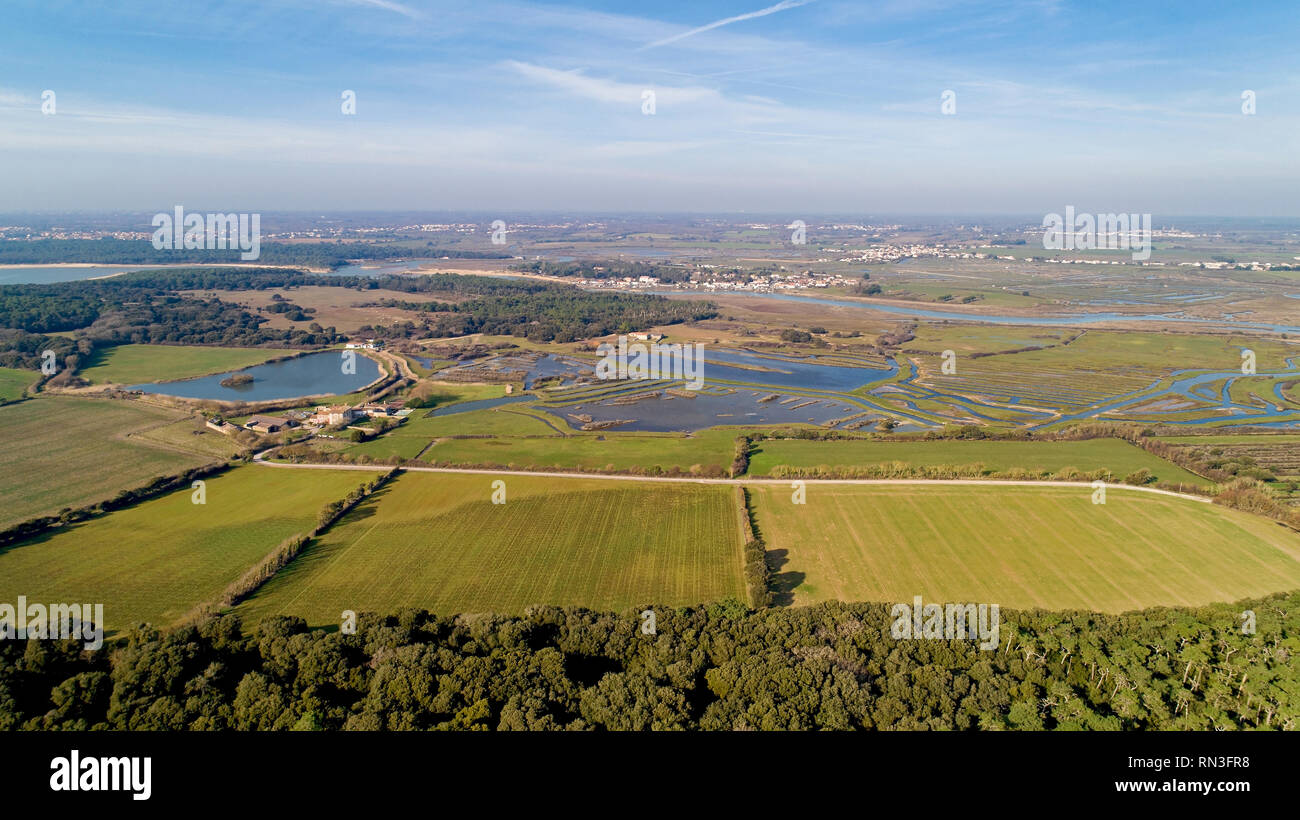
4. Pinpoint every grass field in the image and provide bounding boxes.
[419,424,741,474]
[78,343,292,385]
[0,397,218,529]
[0,367,34,402]
[236,471,745,626]
[125,414,248,459]
[337,402,745,473]
[748,437,1210,485]
[0,466,372,633]
[750,484,1300,613]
